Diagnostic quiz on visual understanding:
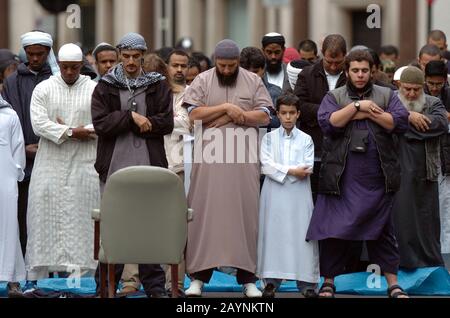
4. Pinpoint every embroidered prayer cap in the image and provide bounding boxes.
[117,33,148,52]
[400,66,425,85]
[58,43,83,62]
[262,32,286,48]
[214,40,240,60]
